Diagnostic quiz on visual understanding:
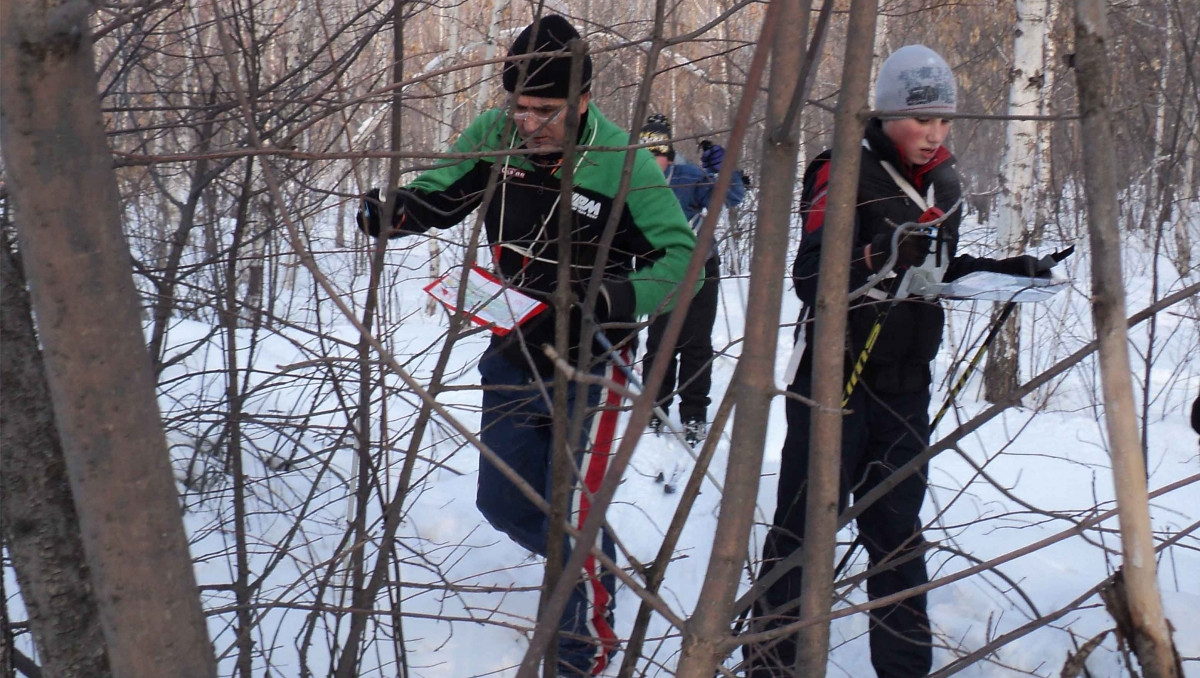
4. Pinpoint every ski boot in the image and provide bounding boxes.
[683,418,707,447]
